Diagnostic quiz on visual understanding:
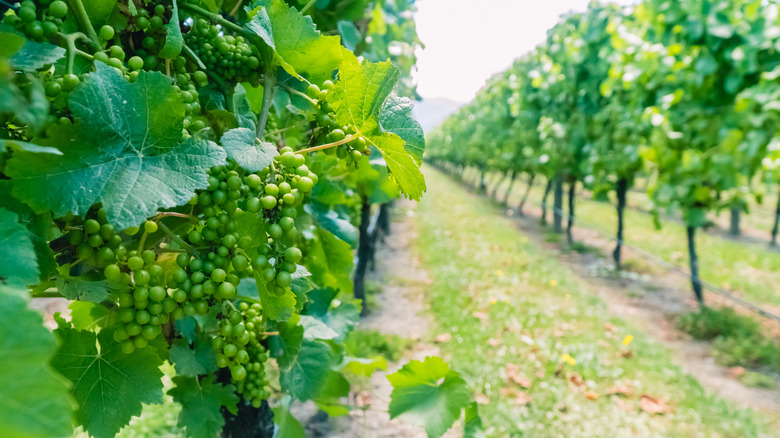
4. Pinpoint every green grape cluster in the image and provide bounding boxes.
[185,18,262,84]
[248,148,315,295]
[233,303,270,407]
[307,80,370,163]
[64,208,122,267]
[169,251,239,317]
[2,0,69,43]
[212,309,253,381]
[106,246,172,354]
